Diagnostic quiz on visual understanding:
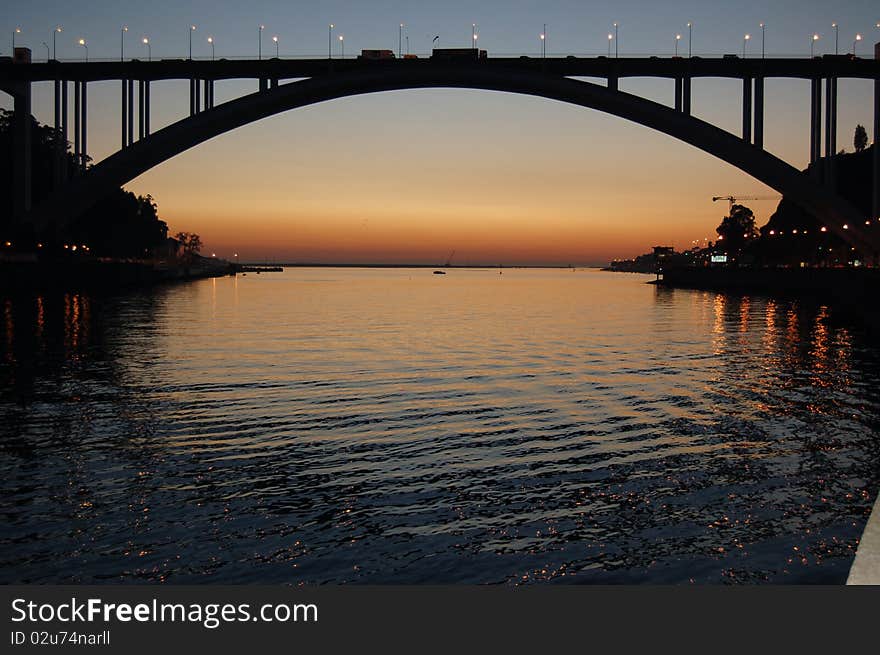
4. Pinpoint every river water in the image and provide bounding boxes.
[1,268,878,584]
